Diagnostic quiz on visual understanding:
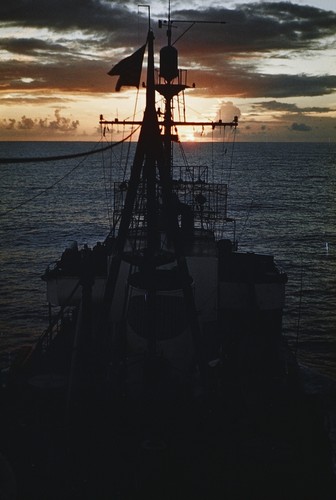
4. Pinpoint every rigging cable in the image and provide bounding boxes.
[0,128,139,165]
[101,88,142,235]
[0,128,140,218]
[101,132,114,231]
[123,88,141,182]
[226,126,237,187]
[211,128,214,185]
[295,258,304,359]
[231,129,257,245]
[239,198,254,240]
[0,140,119,164]
[219,126,227,185]
[177,140,193,182]
[218,126,237,242]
